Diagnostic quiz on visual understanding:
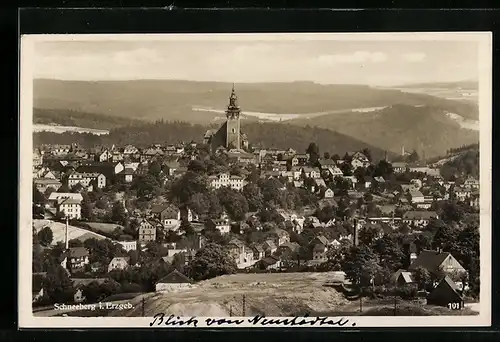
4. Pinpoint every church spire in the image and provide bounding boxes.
[228,83,239,110]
